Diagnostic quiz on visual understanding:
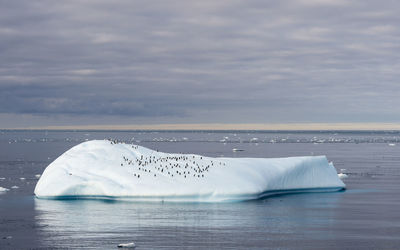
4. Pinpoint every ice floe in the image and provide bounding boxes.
[34,140,345,202]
